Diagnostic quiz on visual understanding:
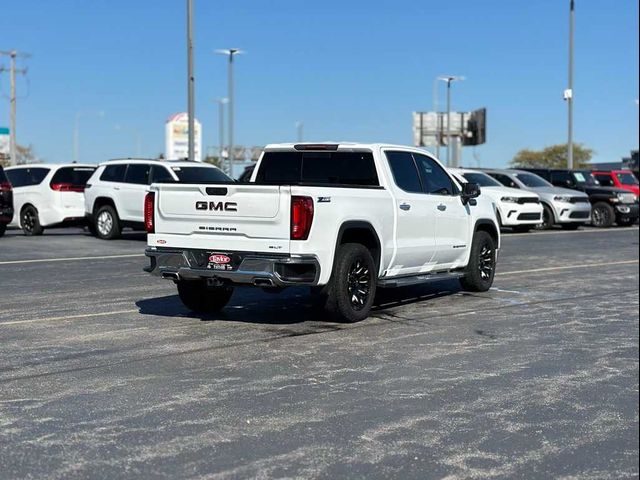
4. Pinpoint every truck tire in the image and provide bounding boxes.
[21,205,44,236]
[323,243,377,323]
[537,203,554,230]
[94,205,122,240]
[177,280,234,313]
[591,202,614,228]
[460,231,496,292]
[0,223,6,237]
